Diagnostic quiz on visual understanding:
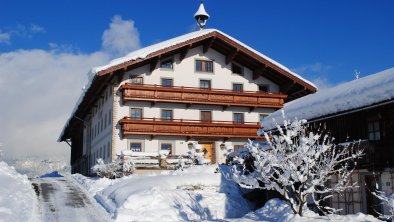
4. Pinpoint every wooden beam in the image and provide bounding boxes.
[225,49,238,65]
[150,56,160,72]
[280,81,295,93]
[203,37,216,54]
[179,44,192,61]
[253,66,267,80]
